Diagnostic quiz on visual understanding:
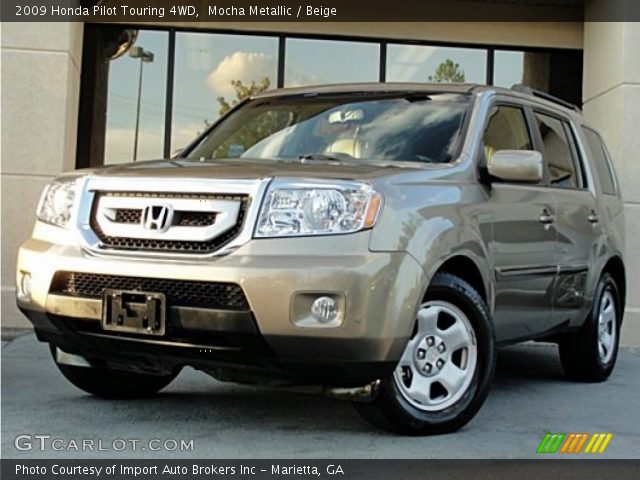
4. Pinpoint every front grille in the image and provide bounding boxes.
[114,209,142,224]
[113,209,216,227]
[51,272,250,311]
[176,211,218,227]
[90,192,249,254]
